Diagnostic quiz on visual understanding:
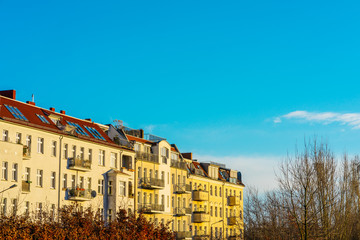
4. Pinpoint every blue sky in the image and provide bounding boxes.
[2,0,360,190]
